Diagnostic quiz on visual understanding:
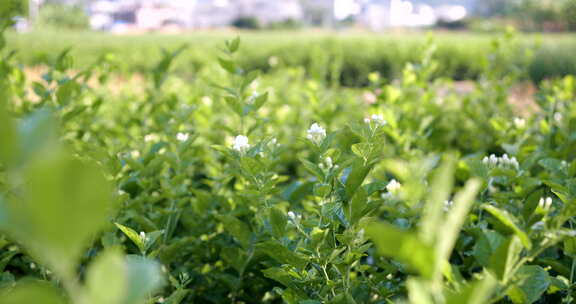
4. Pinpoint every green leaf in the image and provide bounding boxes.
[123,255,164,304]
[0,97,16,164]
[218,57,237,74]
[406,278,434,304]
[507,265,550,304]
[0,281,65,304]
[269,207,287,239]
[482,205,532,250]
[164,289,190,304]
[0,153,116,277]
[240,70,259,91]
[226,37,240,53]
[299,158,324,181]
[473,230,506,266]
[489,236,523,282]
[435,179,481,279]
[85,248,127,304]
[219,215,252,249]
[349,187,368,226]
[115,223,145,254]
[366,222,435,279]
[345,159,371,200]
[253,91,269,111]
[257,240,308,269]
[445,271,497,304]
[420,155,456,244]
